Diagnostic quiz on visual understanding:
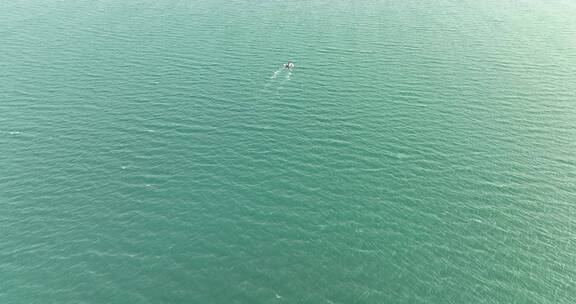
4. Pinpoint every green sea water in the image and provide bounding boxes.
[2,0,576,303]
